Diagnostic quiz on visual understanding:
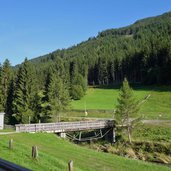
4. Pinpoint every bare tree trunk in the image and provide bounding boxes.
[127,126,132,144]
